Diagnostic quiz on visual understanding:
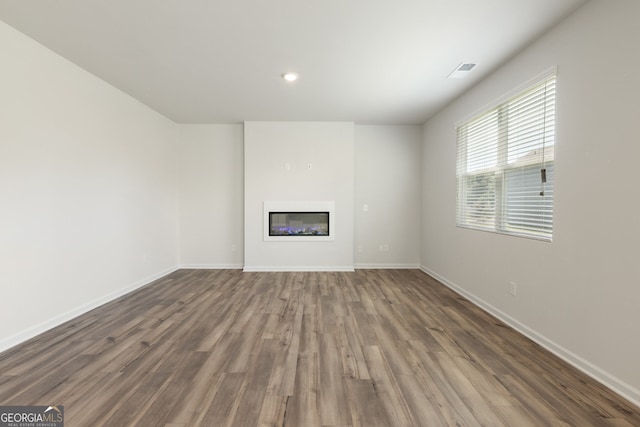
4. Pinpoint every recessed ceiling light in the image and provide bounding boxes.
[282,72,299,82]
